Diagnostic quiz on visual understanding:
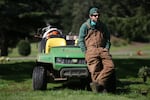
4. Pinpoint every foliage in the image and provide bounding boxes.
[0,0,61,56]
[0,0,150,56]
[107,15,150,42]
[17,39,31,56]
[138,66,150,83]
[71,0,92,34]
